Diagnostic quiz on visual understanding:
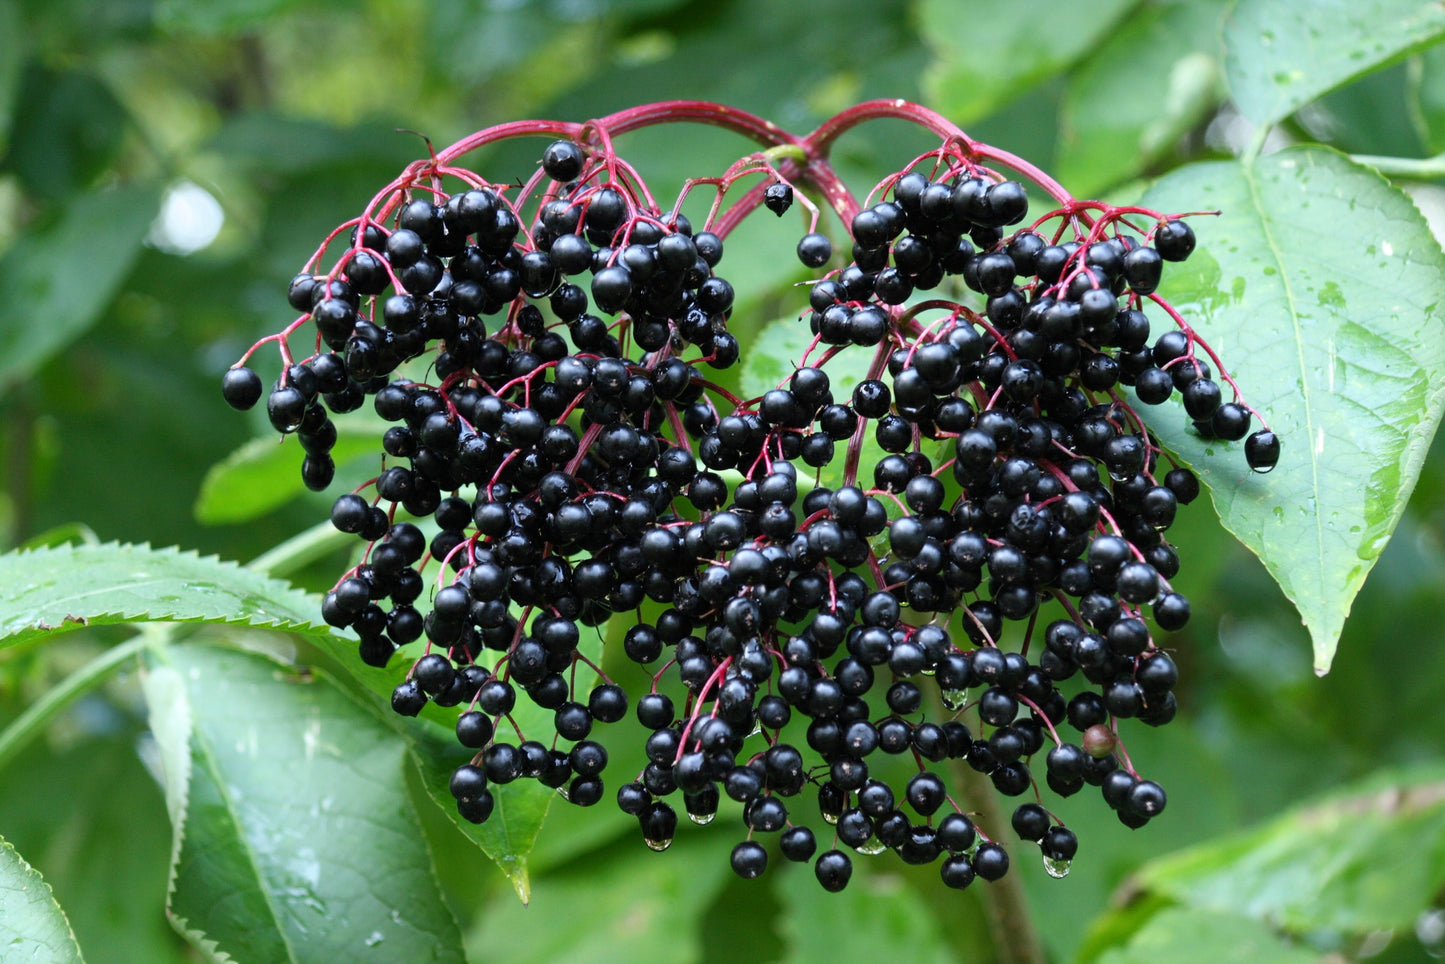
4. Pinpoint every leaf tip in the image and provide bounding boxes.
[1312,635,1338,676]
[508,862,531,905]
